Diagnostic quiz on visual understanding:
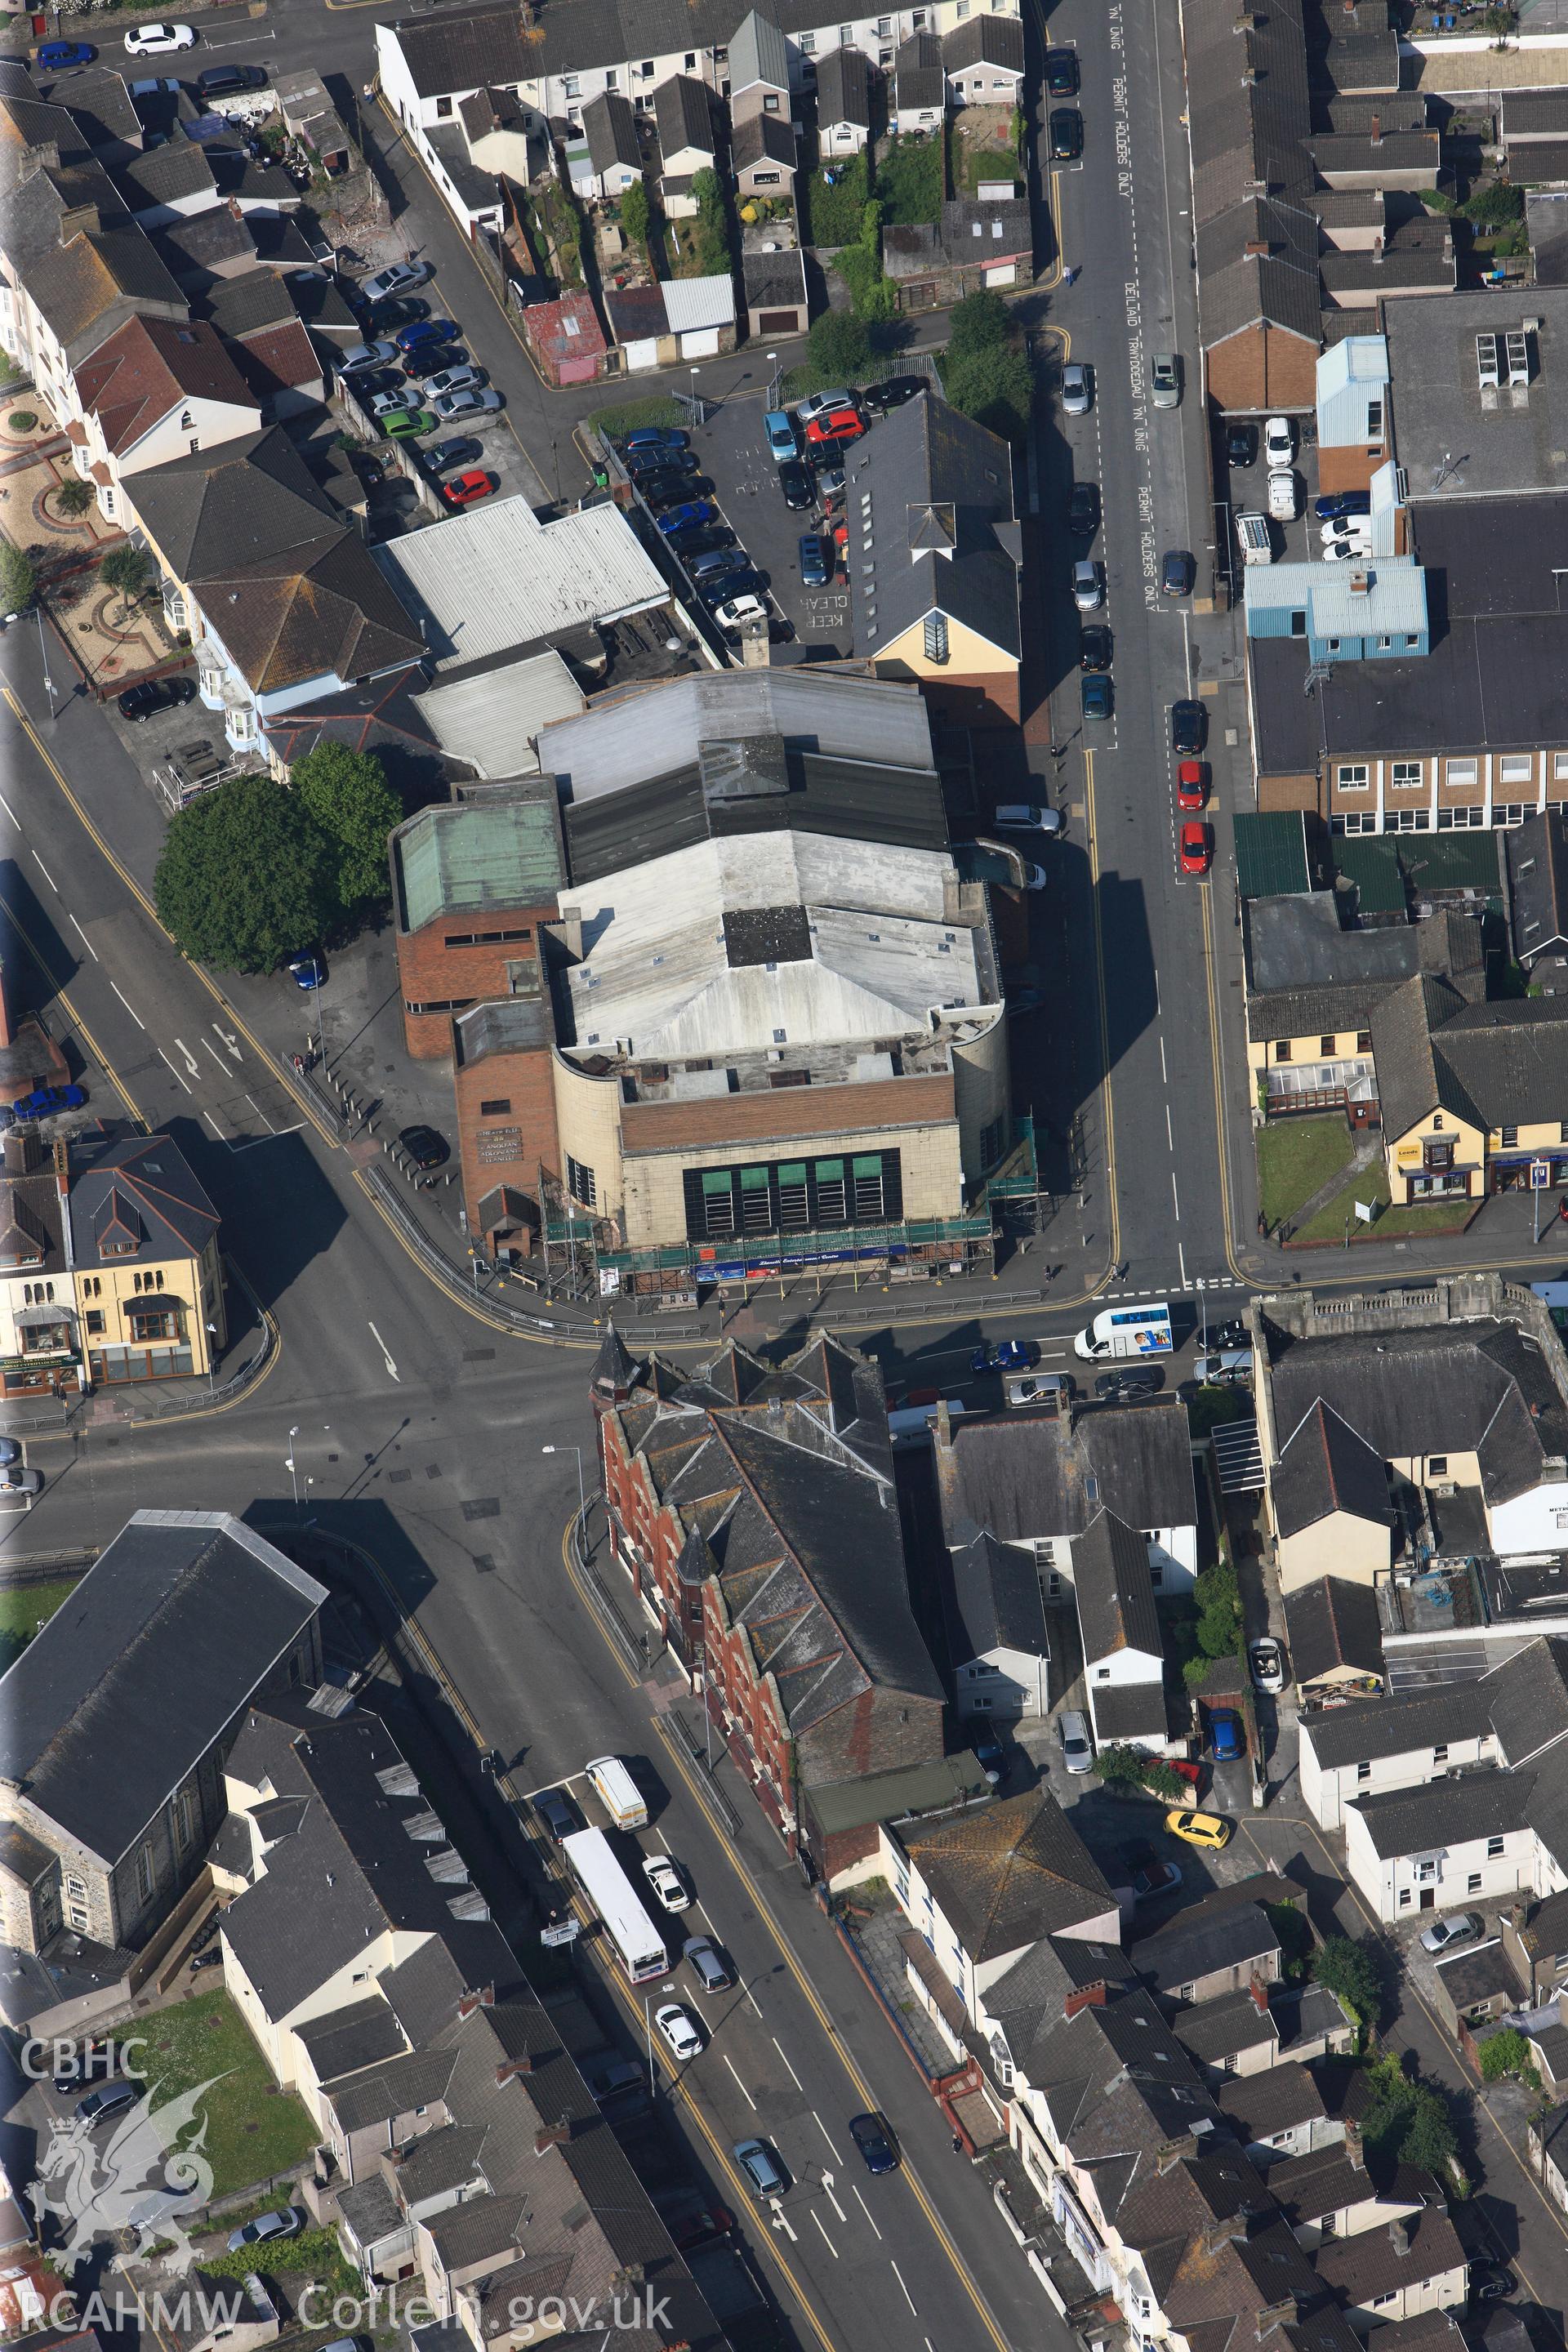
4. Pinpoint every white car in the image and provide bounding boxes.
[642,1855,690,1913]
[655,2002,704,2062]
[1320,518,1370,544]
[124,21,196,51]
[0,1466,42,1508]
[1151,353,1181,410]
[795,388,855,425]
[337,341,398,376]
[1061,363,1092,416]
[1267,469,1299,522]
[993,804,1065,836]
[1321,539,1370,563]
[715,593,768,633]
[433,386,502,421]
[360,260,434,305]
[1249,1637,1285,1695]
[1072,558,1102,611]
[1263,414,1294,466]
